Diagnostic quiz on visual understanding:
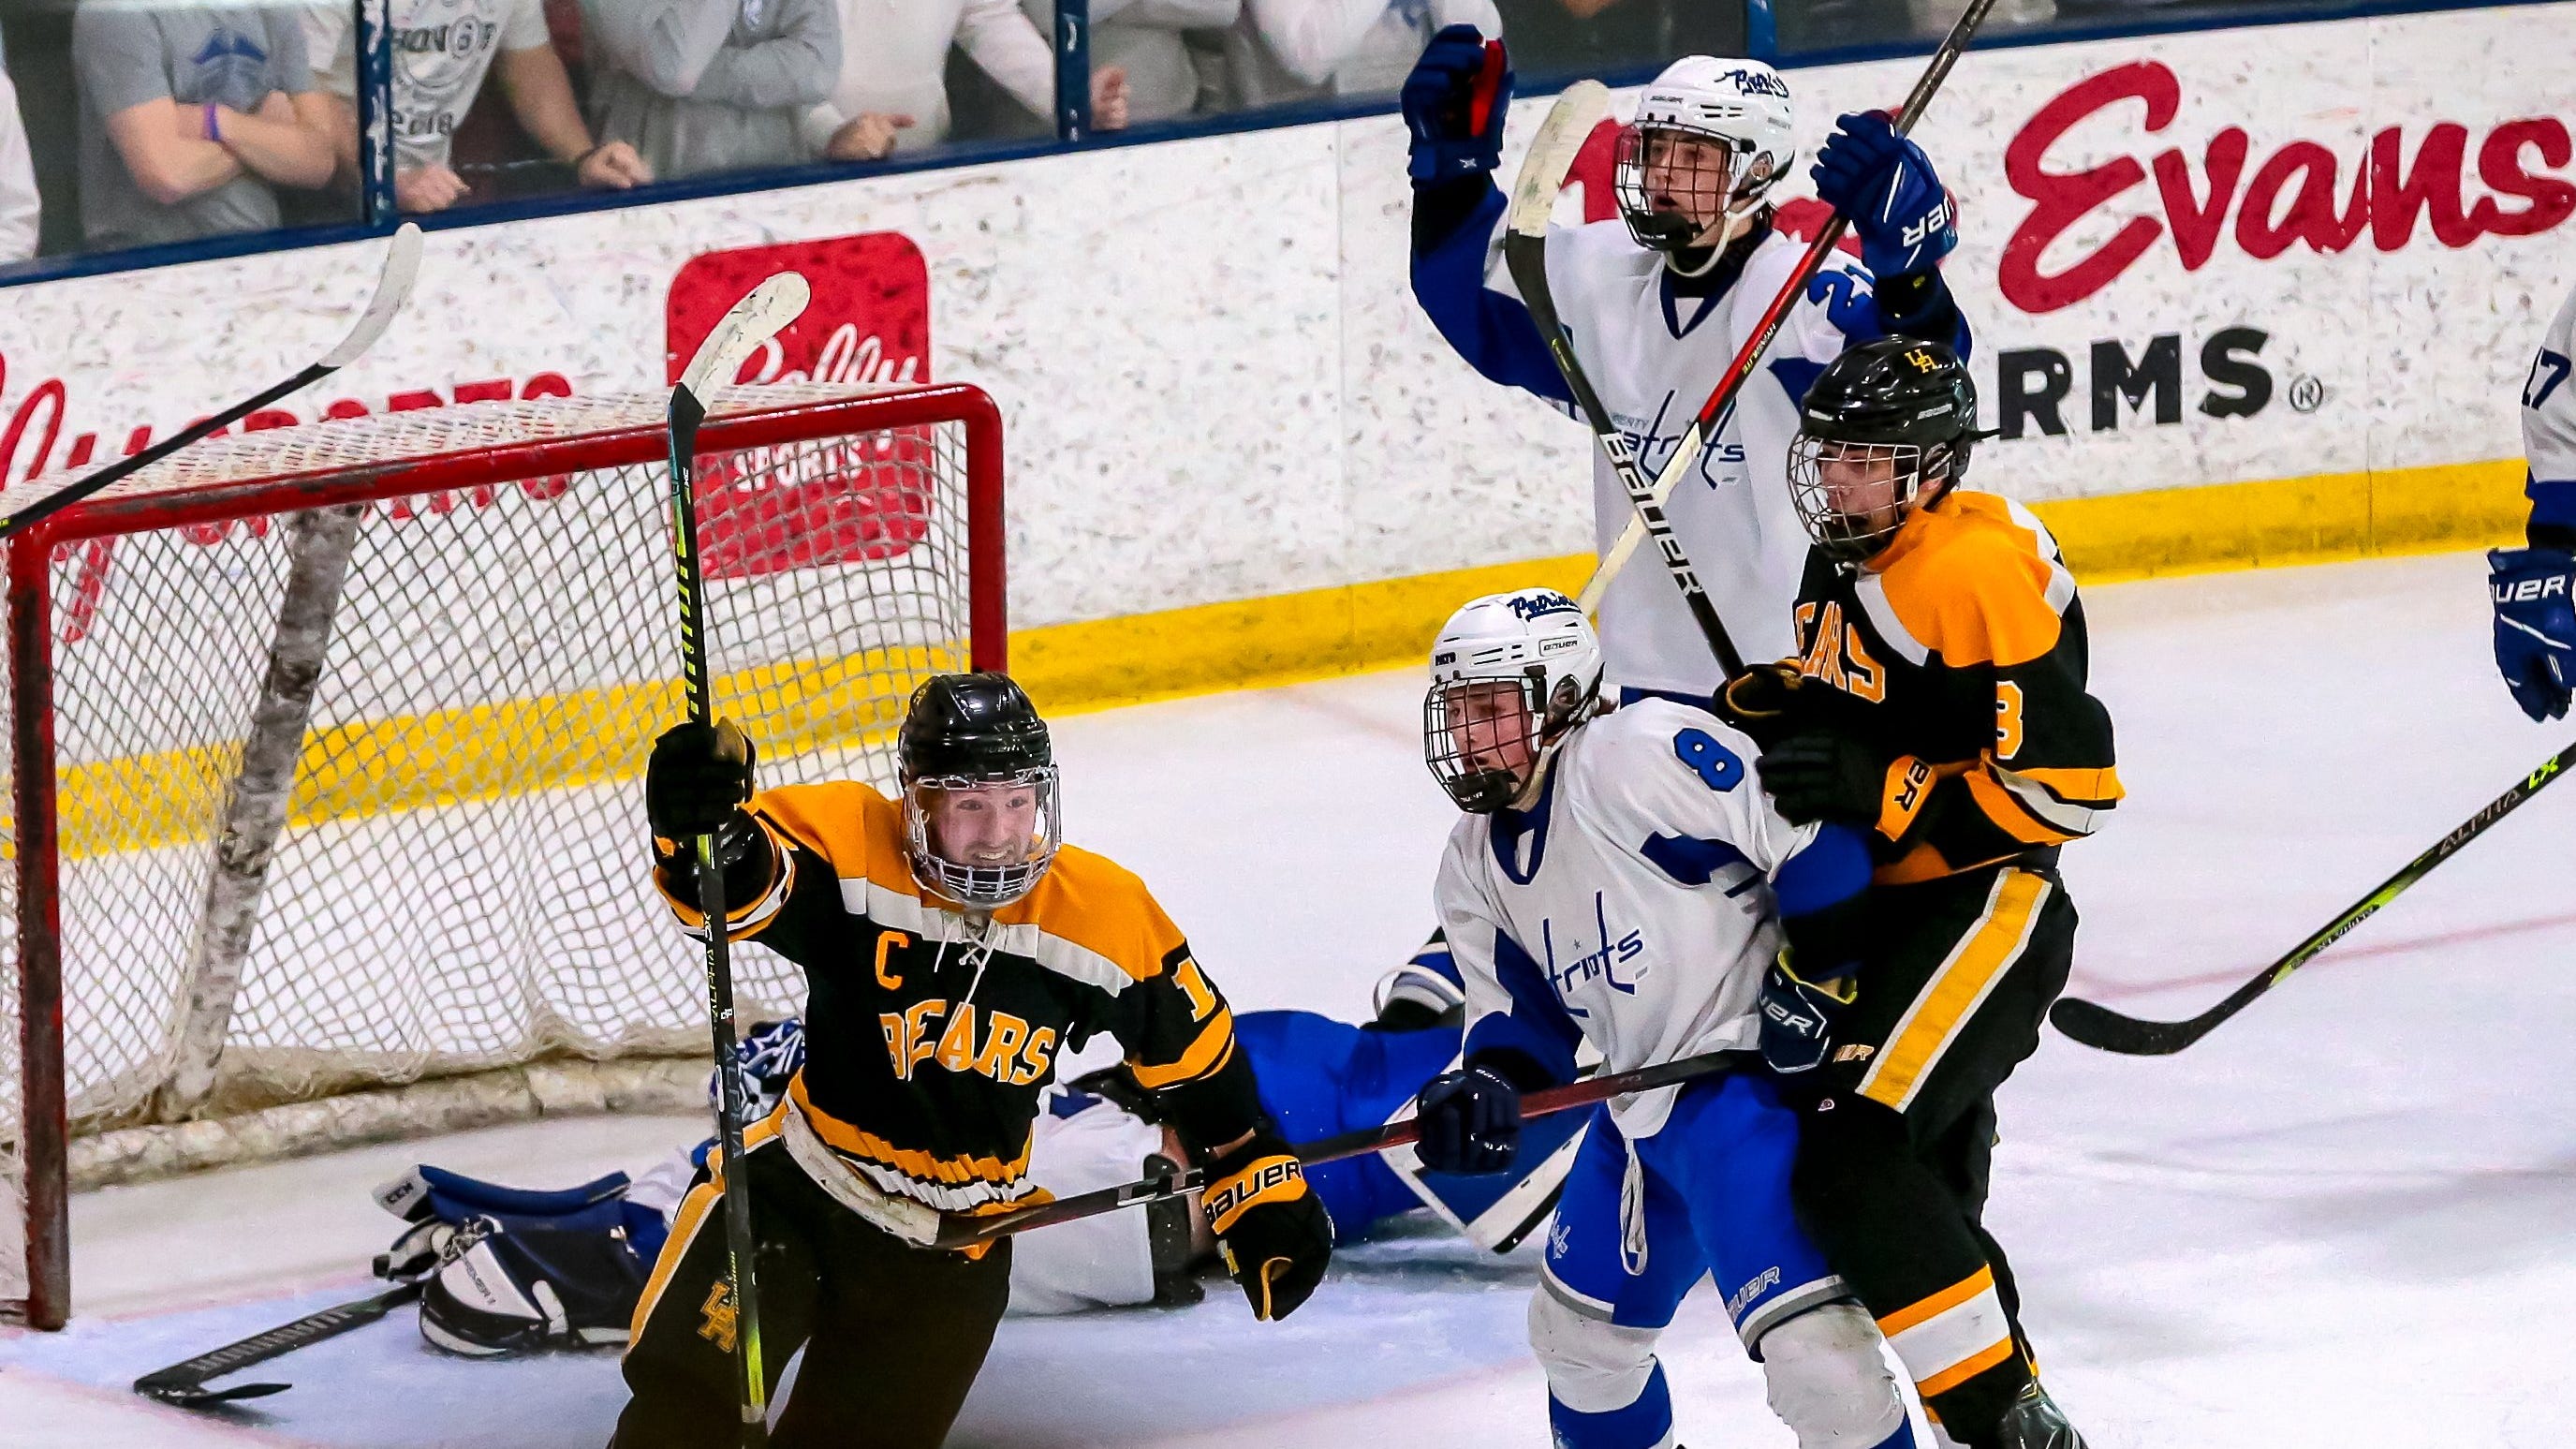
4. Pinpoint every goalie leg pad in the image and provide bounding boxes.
[419,1210,653,1355]
[1758,1301,1915,1449]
